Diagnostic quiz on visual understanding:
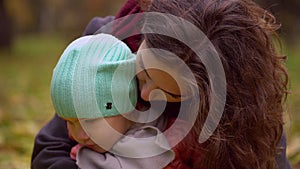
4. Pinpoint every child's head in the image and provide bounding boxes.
[50,33,137,152]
